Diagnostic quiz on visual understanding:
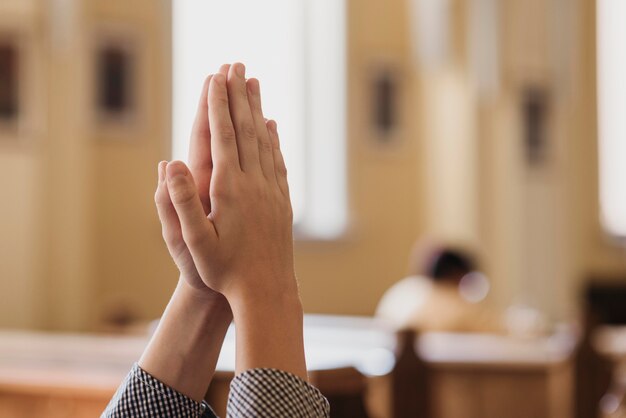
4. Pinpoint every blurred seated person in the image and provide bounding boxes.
[376,243,503,333]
